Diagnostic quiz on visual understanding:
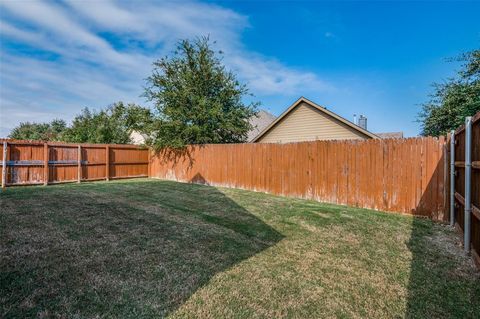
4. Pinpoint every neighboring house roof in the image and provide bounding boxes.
[129,130,148,145]
[375,132,404,139]
[129,111,277,145]
[247,110,277,142]
[252,97,379,143]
